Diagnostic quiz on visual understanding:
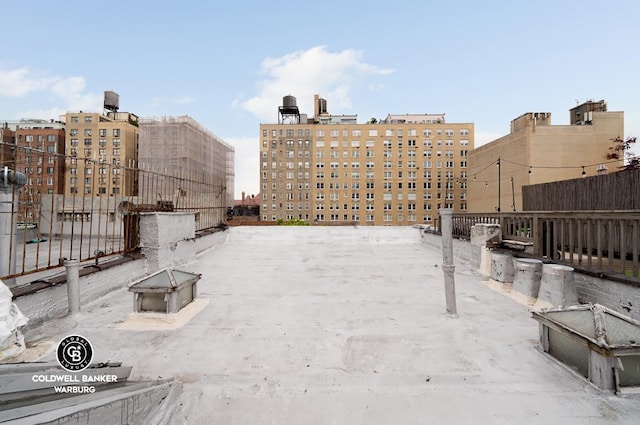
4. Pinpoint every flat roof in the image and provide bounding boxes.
[23,226,640,423]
